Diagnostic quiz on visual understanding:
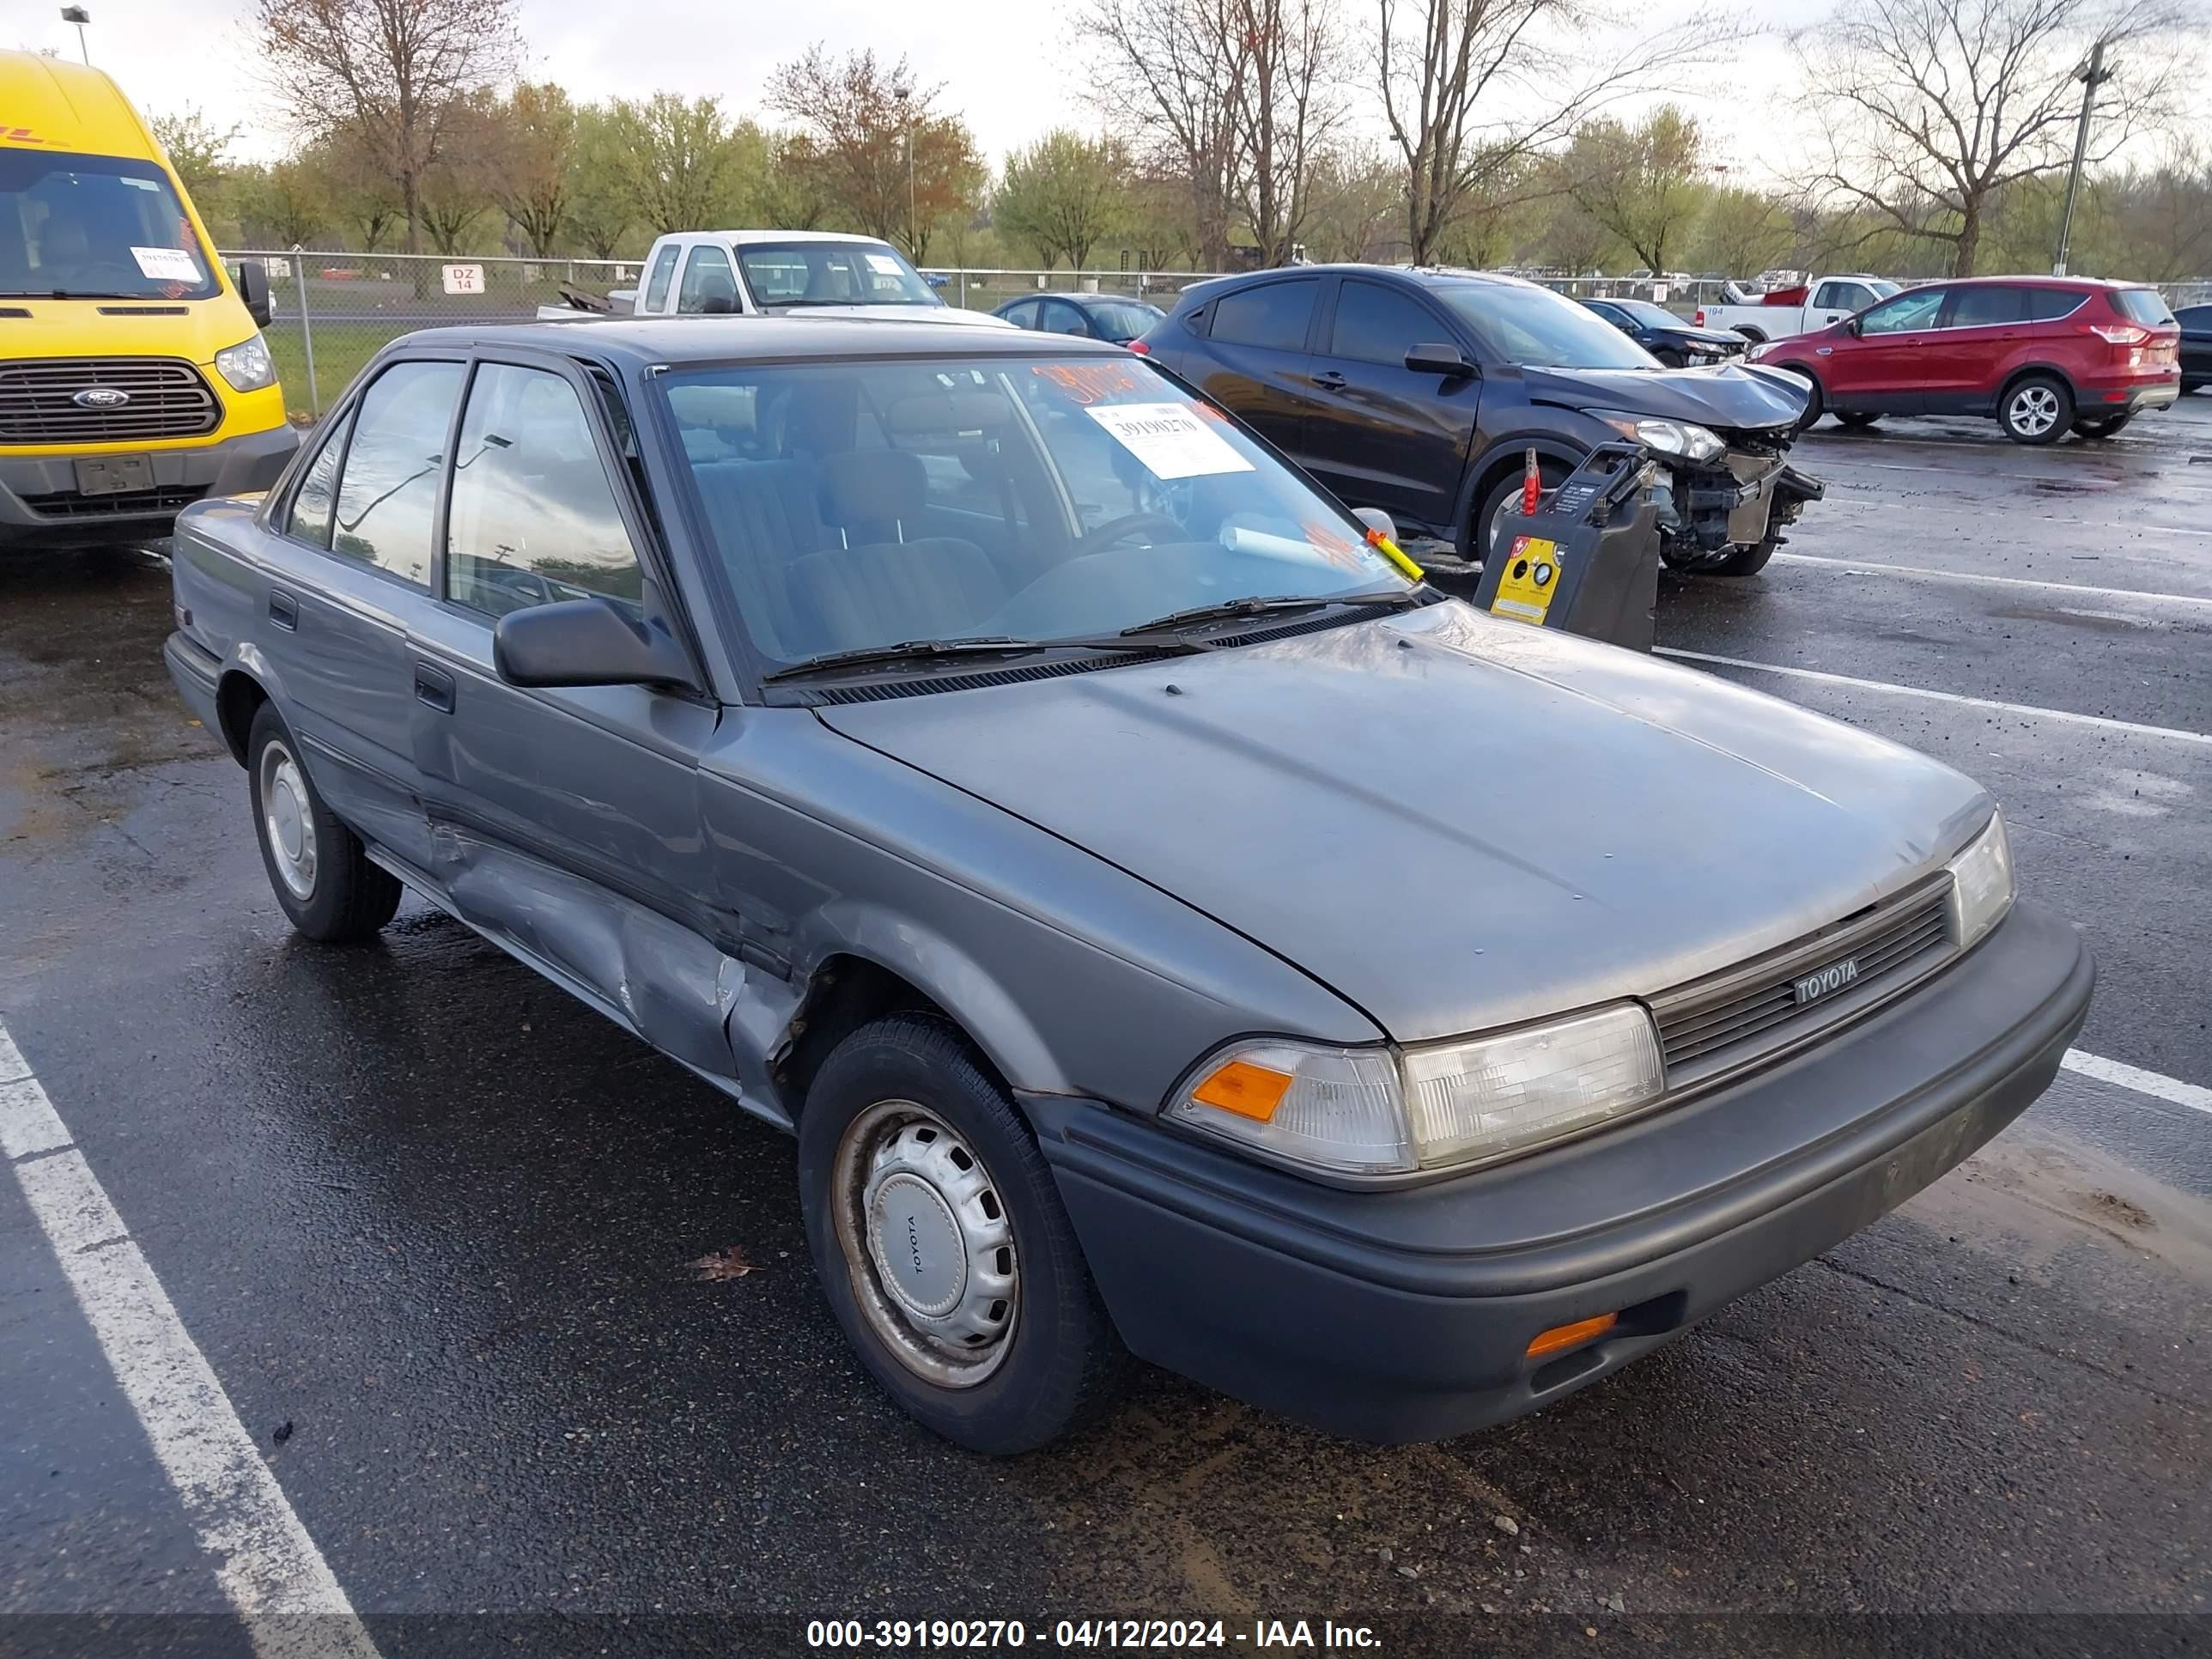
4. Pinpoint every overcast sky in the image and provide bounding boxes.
[21,0,1823,177]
